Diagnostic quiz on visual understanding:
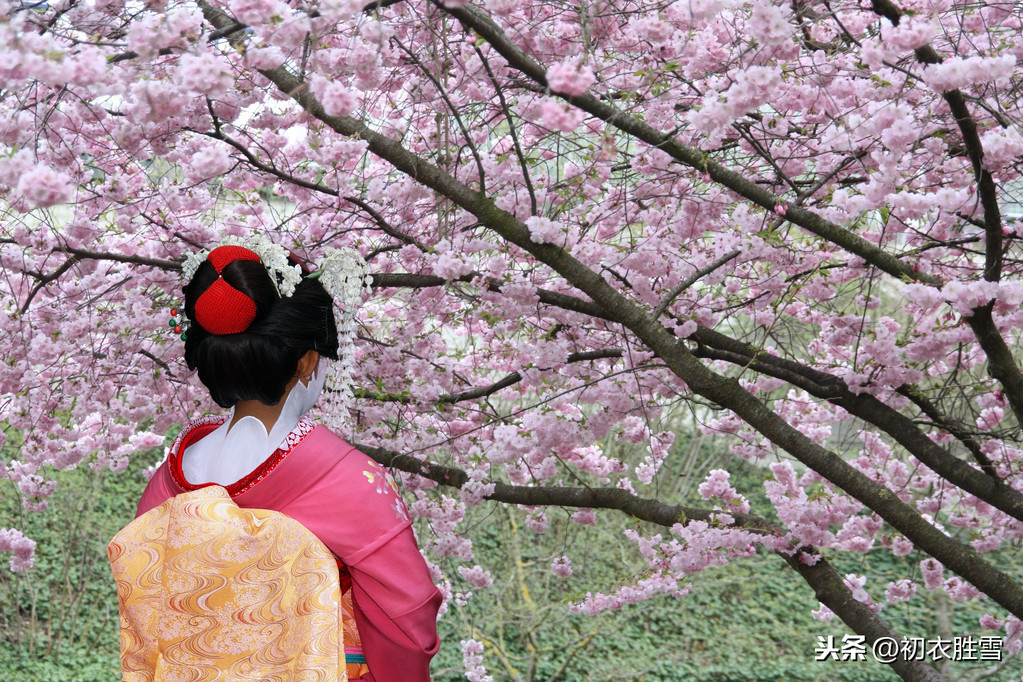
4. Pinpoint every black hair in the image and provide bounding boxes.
[182,256,339,408]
